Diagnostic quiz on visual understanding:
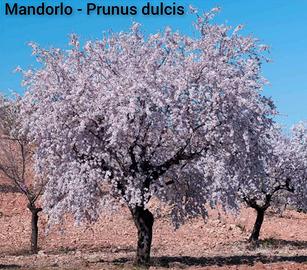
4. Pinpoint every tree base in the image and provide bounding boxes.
[131,207,154,267]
